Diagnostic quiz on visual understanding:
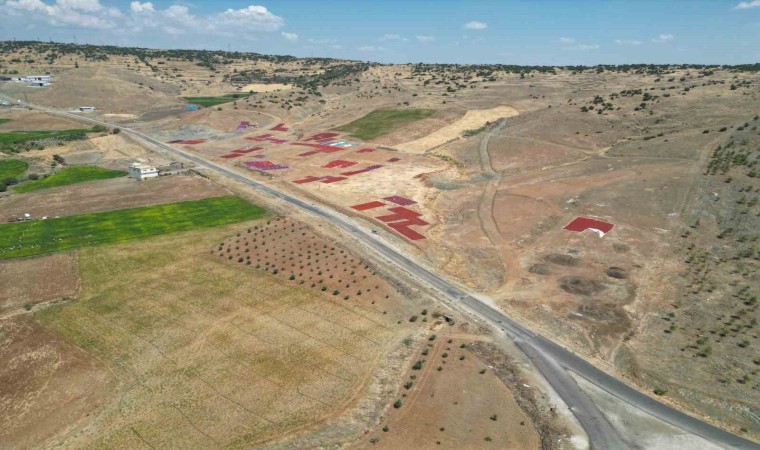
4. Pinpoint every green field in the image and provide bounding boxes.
[0,159,28,179]
[334,108,435,141]
[0,196,265,259]
[15,166,127,193]
[183,93,252,108]
[0,129,91,144]
[0,118,12,125]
